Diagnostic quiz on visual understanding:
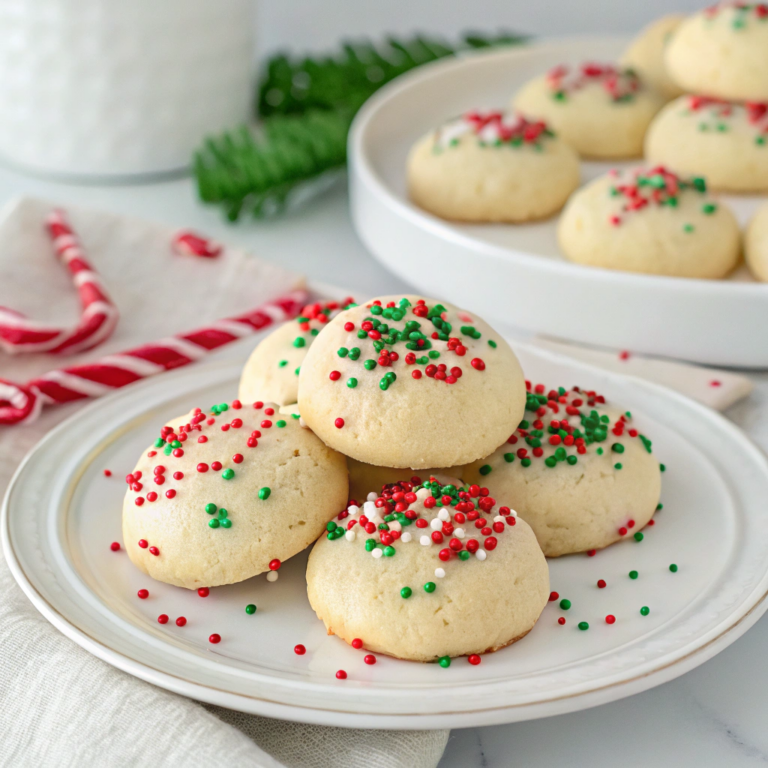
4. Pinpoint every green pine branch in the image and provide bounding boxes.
[194,32,527,221]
